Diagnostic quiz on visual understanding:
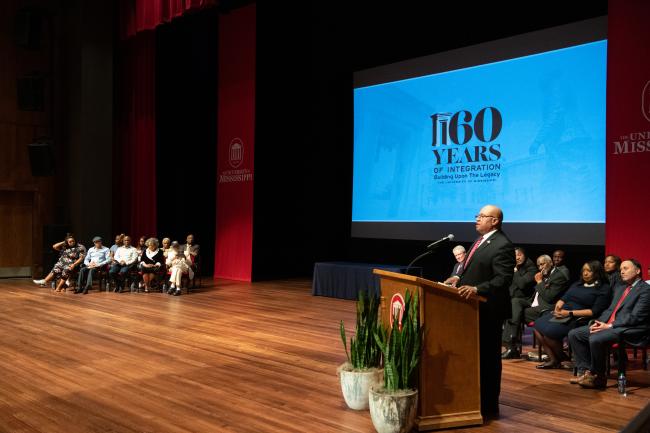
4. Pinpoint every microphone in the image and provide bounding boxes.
[426,234,454,250]
[404,233,455,275]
